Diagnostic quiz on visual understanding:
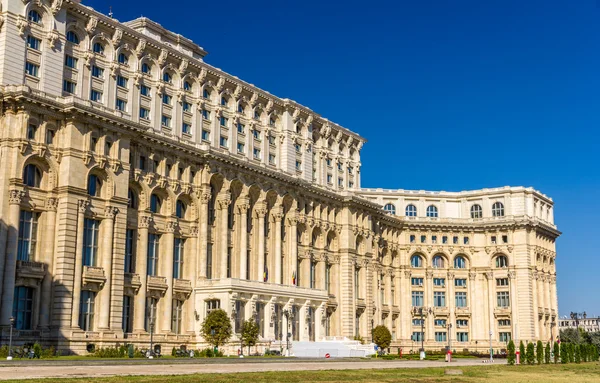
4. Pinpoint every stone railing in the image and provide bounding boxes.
[173,278,192,294]
[124,273,142,290]
[16,260,46,279]
[147,276,168,292]
[82,266,106,287]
